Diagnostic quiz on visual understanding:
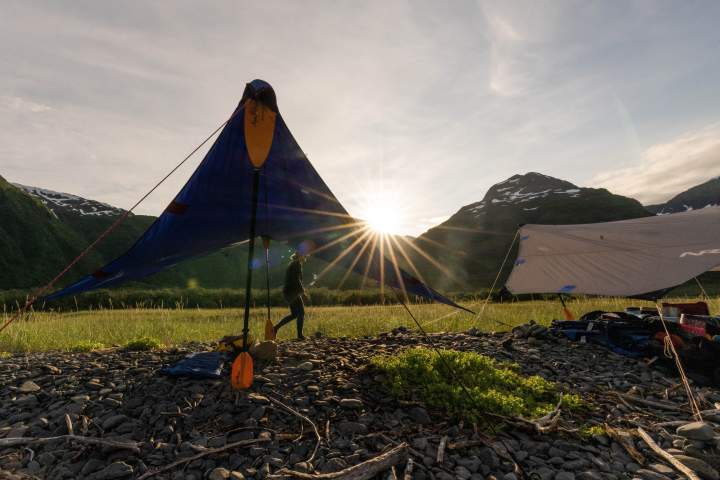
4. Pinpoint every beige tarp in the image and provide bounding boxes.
[505,207,720,297]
